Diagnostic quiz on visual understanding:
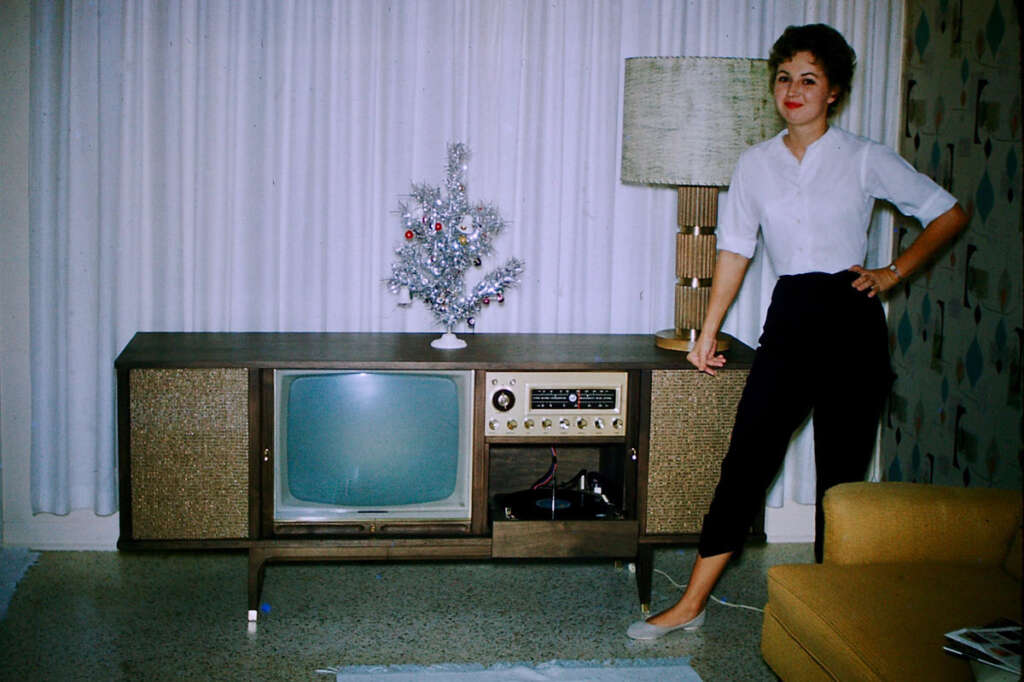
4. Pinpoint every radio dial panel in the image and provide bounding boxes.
[485,371,628,438]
